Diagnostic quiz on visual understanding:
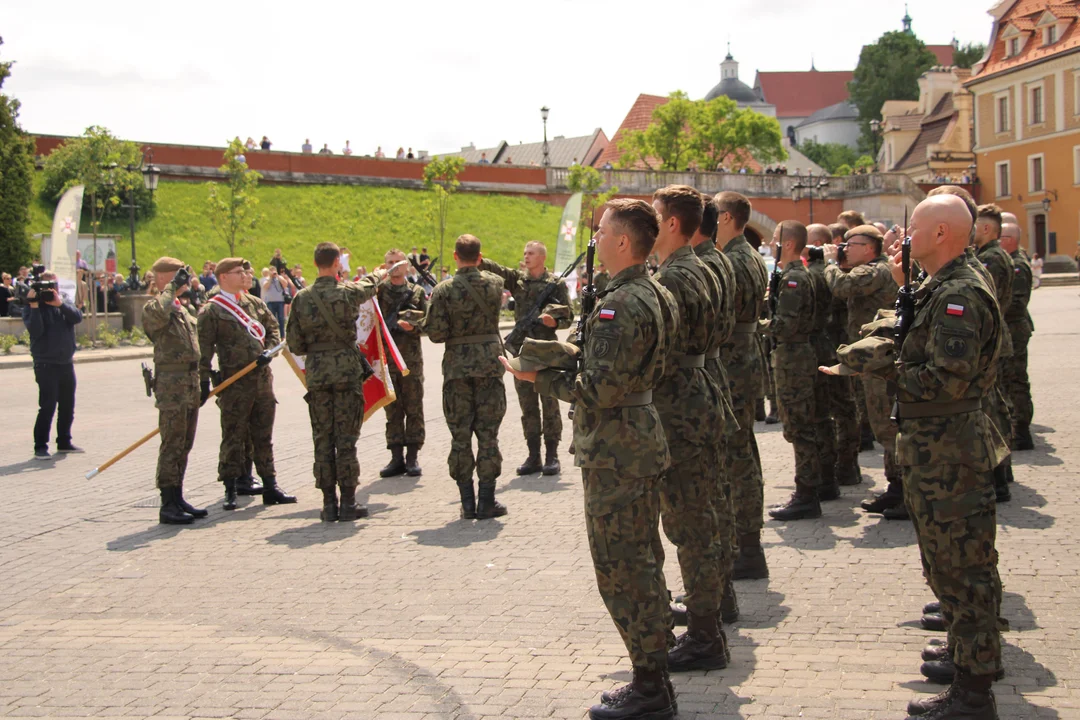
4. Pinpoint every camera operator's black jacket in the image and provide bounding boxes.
[22,302,83,365]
